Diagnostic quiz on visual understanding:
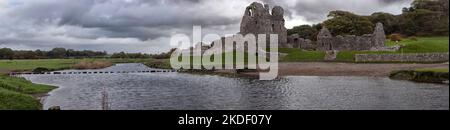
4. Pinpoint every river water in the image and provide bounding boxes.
[21,63,448,110]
